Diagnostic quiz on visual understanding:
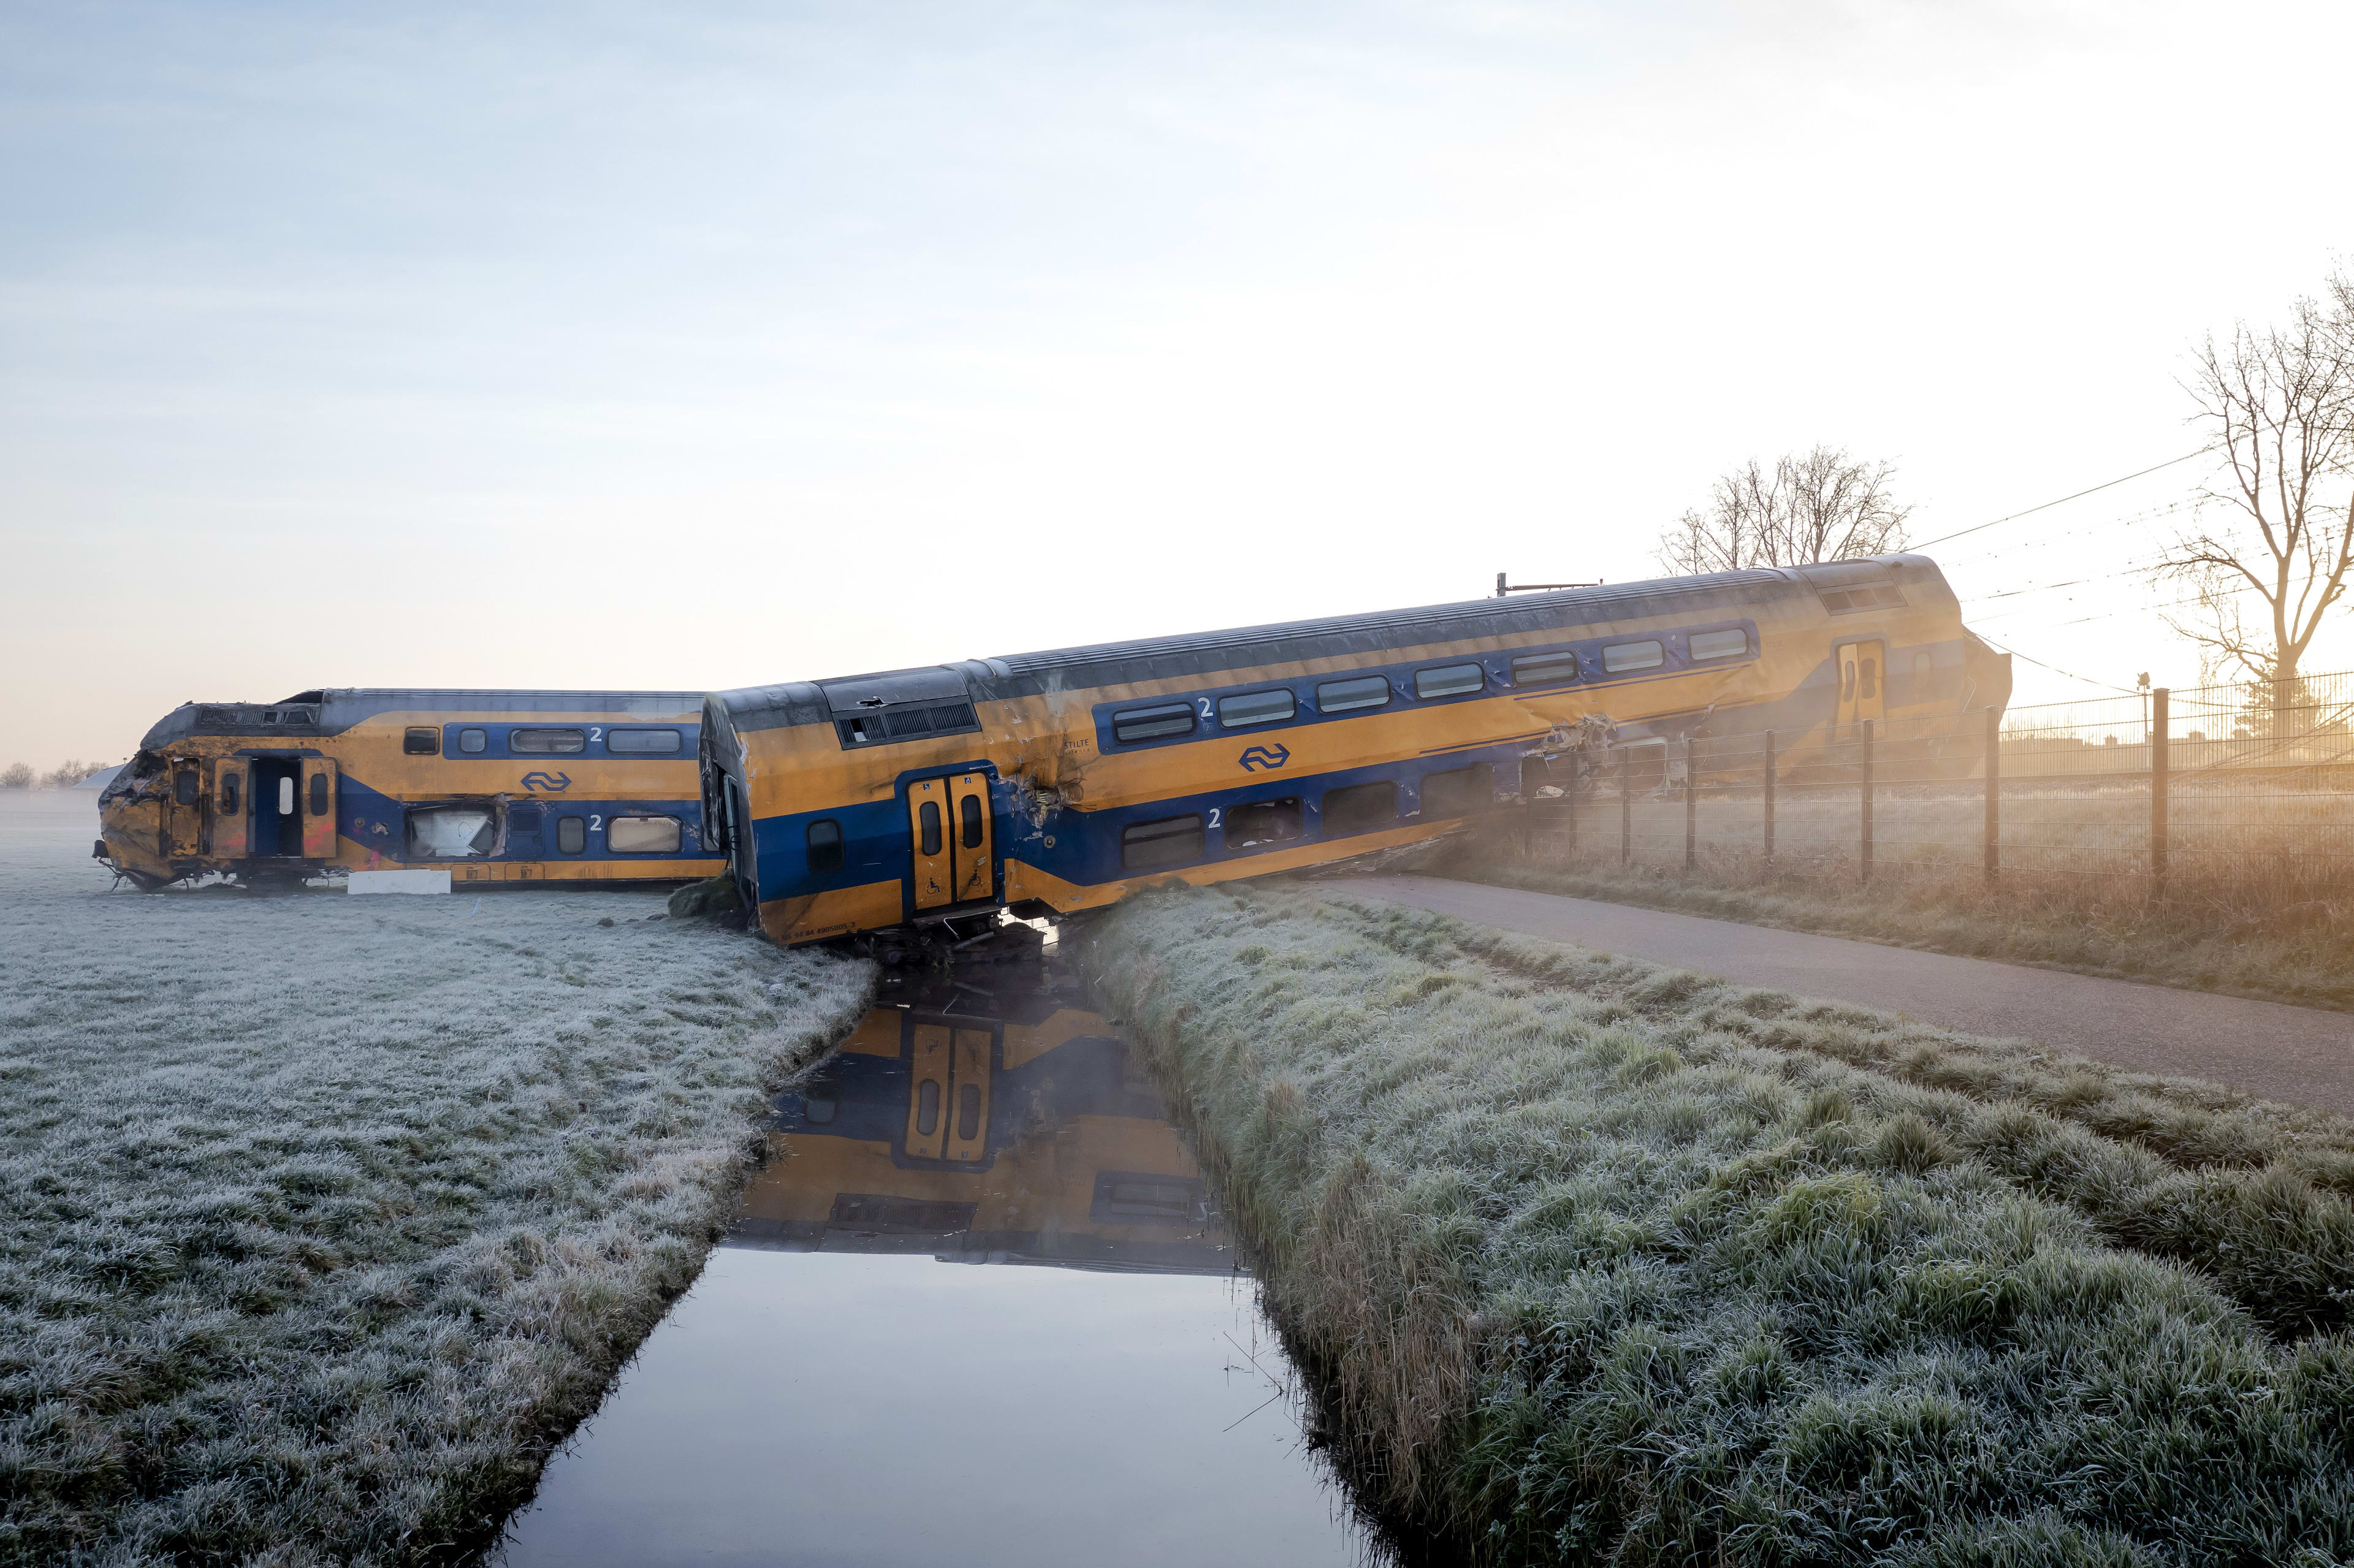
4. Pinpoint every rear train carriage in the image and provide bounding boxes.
[702,554,2009,948]
[97,689,723,888]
